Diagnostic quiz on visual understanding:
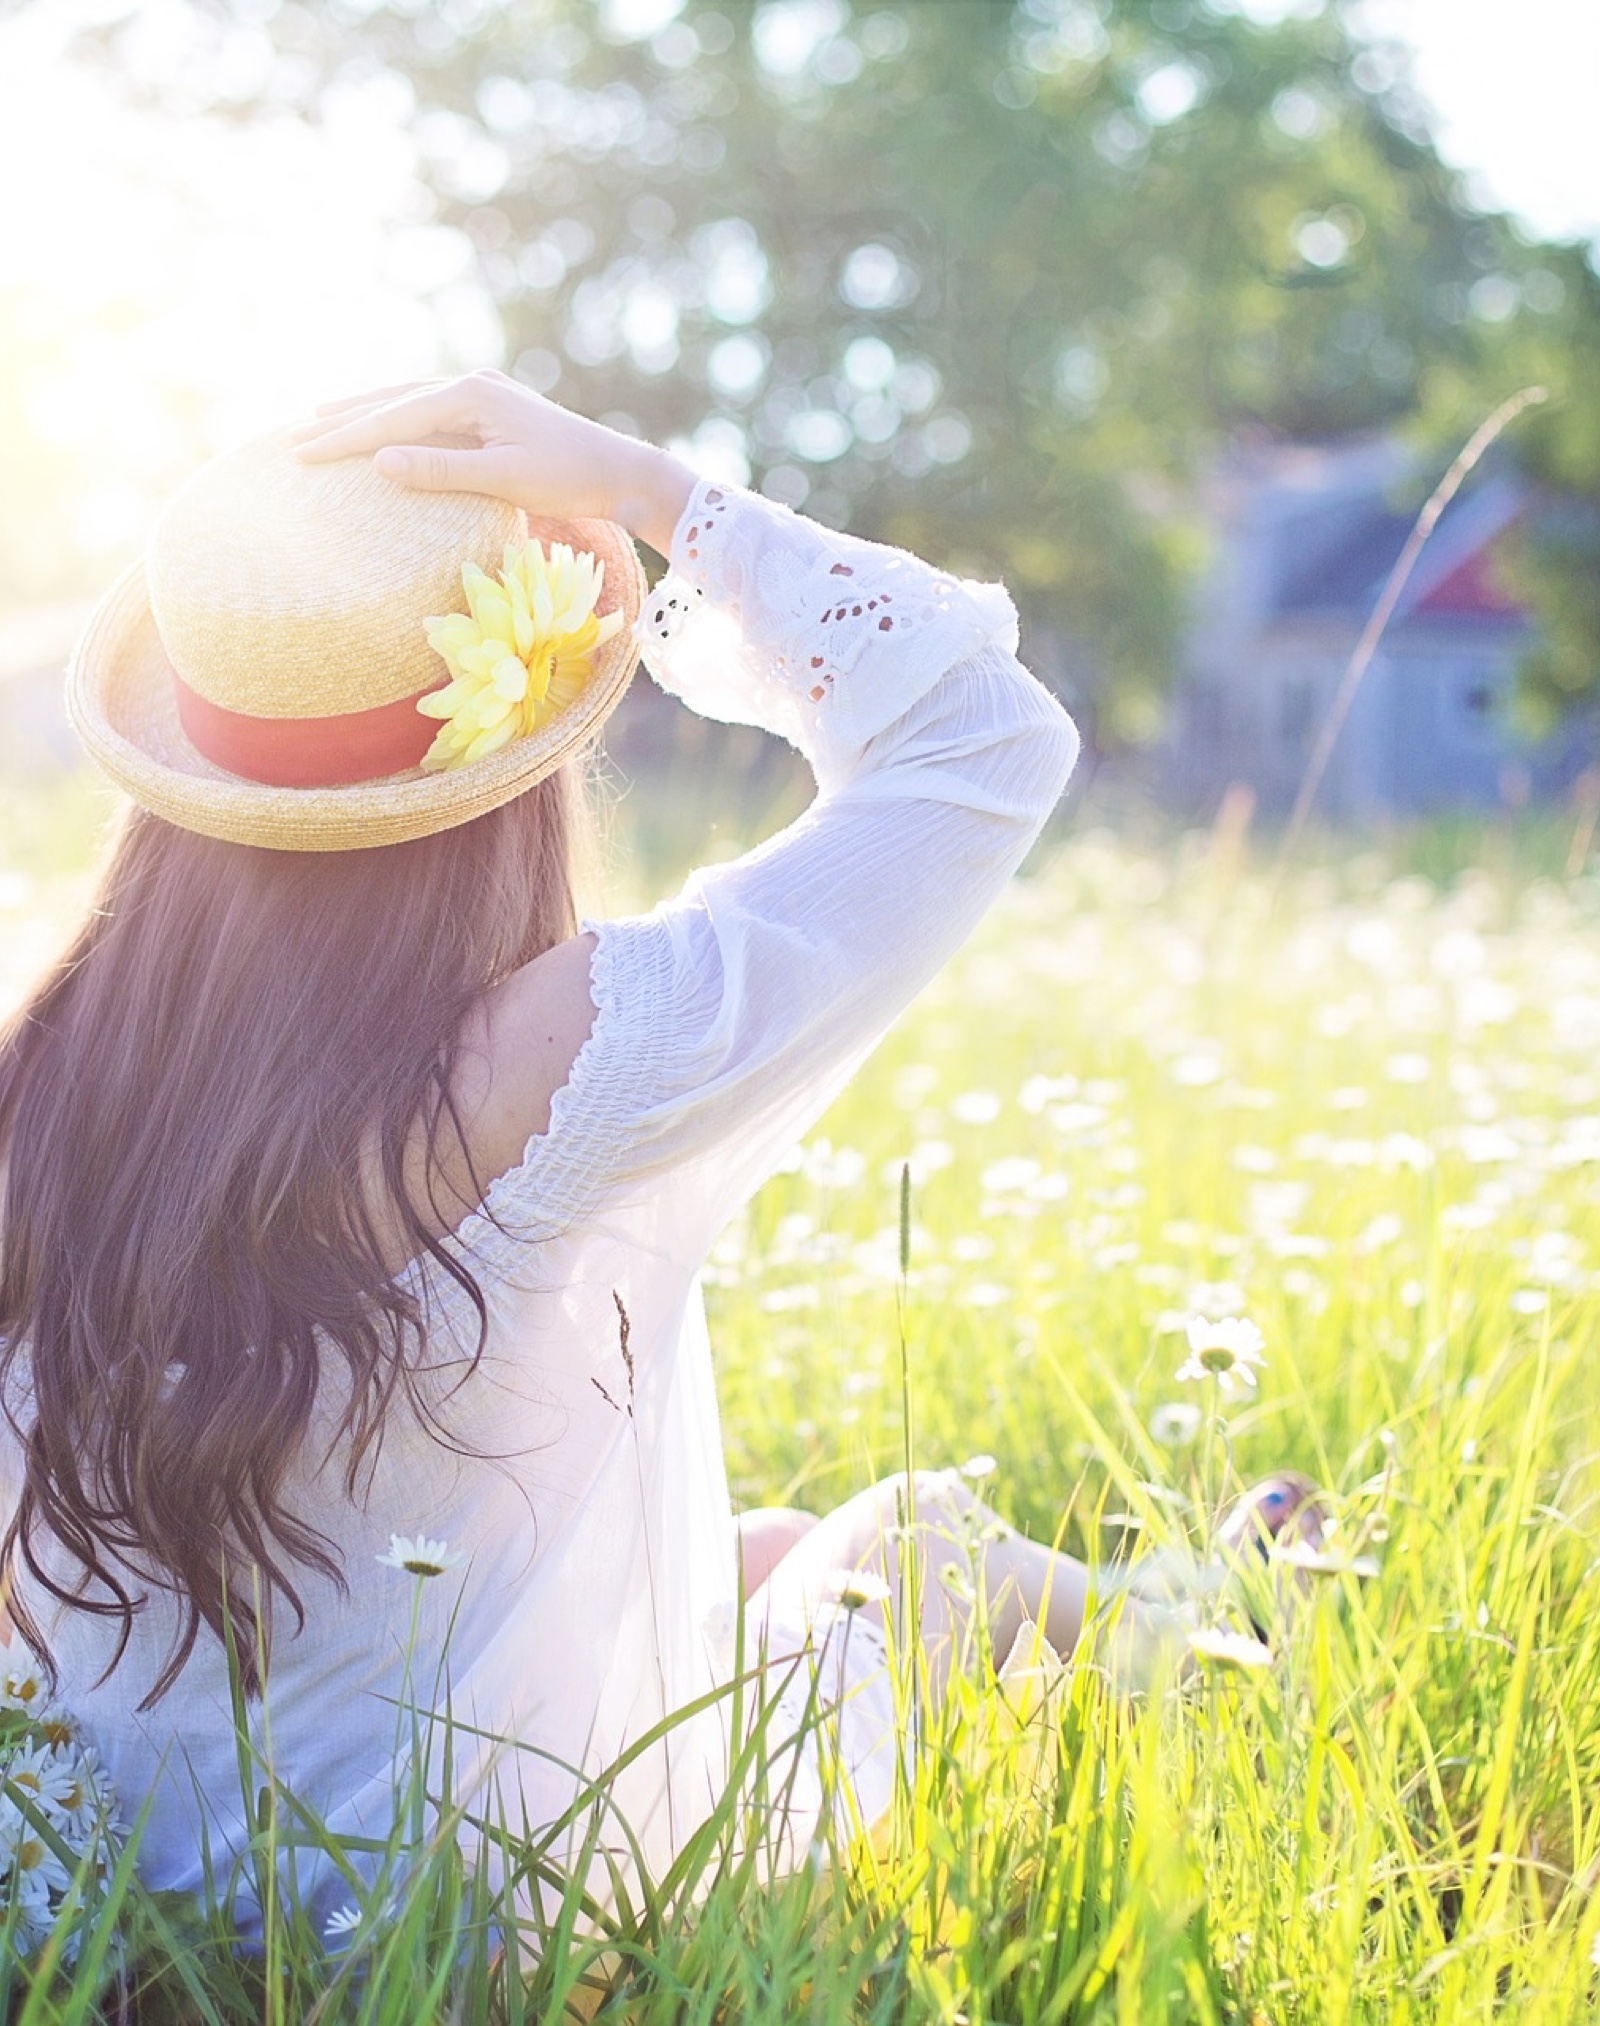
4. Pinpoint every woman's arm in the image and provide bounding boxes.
[586,475,1077,1230]
[495,475,1076,1246]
